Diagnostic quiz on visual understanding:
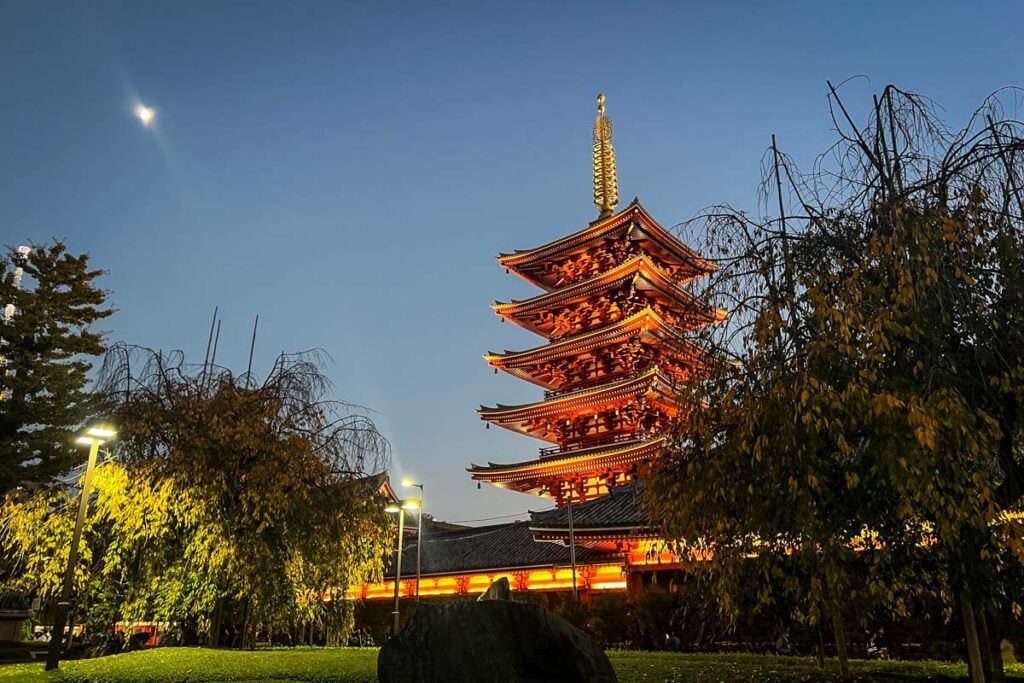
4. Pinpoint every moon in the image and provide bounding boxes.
[134,103,156,128]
